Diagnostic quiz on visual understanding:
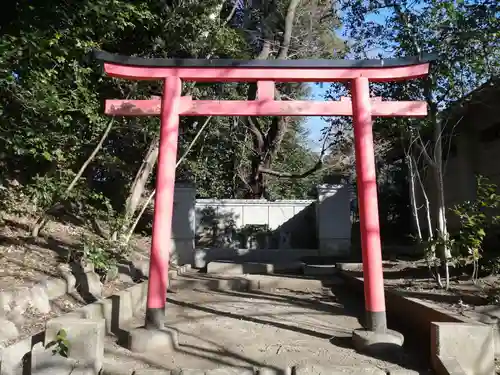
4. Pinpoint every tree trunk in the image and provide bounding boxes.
[123,116,213,244]
[111,136,159,240]
[244,0,302,198]
[407,153,422,241]
[432,115,451,289]
[126,136,159,222]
